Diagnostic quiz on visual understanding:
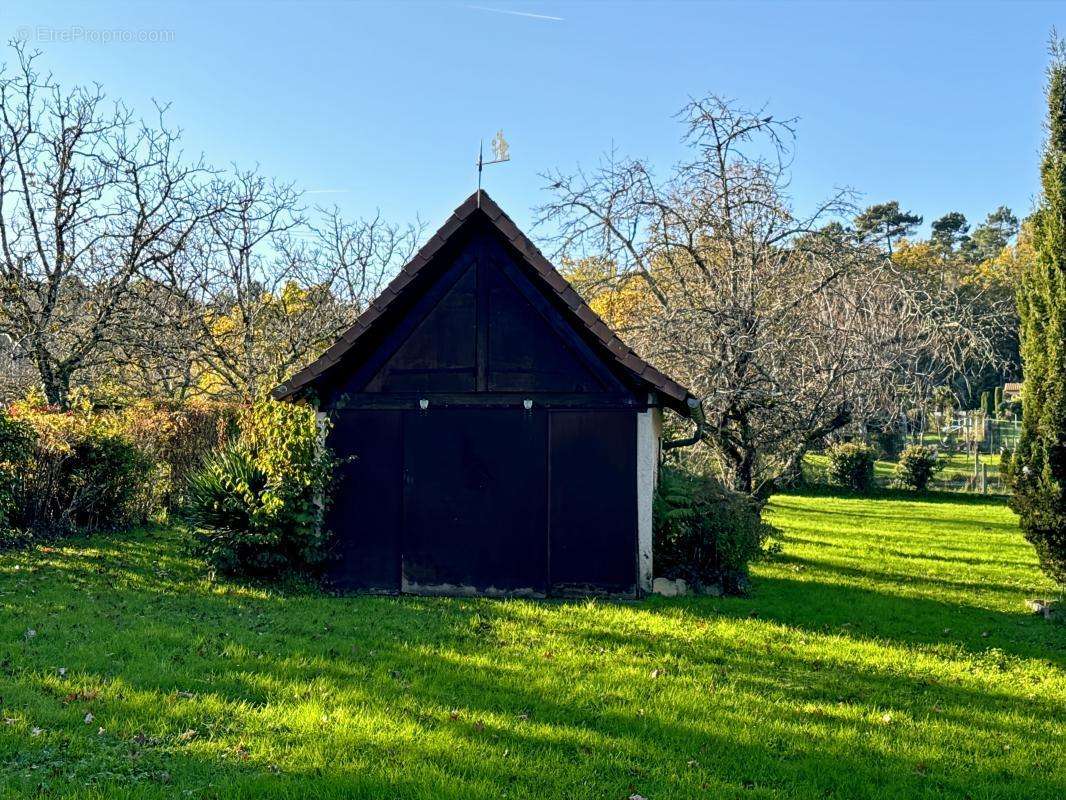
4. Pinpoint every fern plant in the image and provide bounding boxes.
[653,466,771,594]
